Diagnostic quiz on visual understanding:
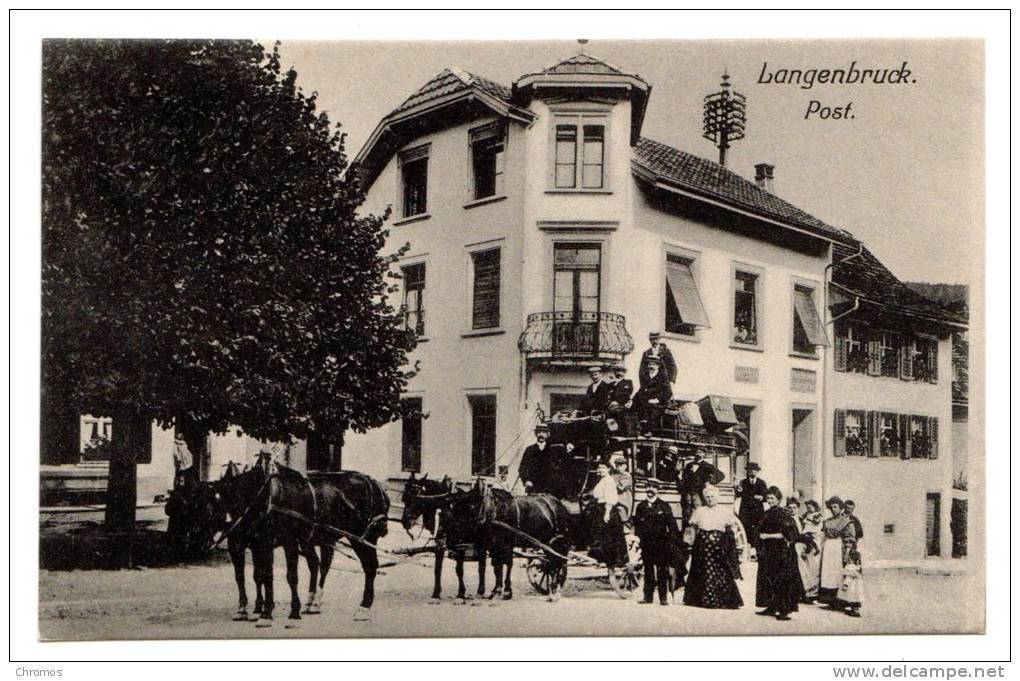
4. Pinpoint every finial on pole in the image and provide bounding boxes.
[577,38,589,55]
[703,70,746,167]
